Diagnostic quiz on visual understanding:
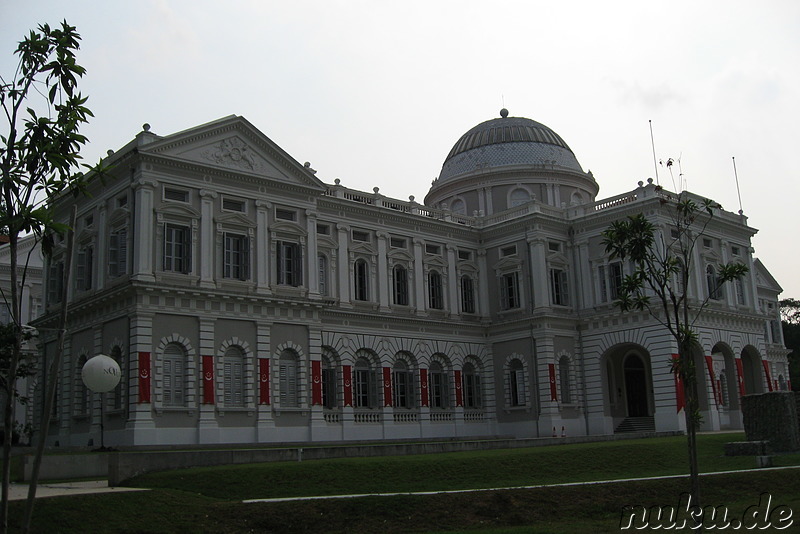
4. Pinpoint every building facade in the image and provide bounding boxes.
[31,111,790,447]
